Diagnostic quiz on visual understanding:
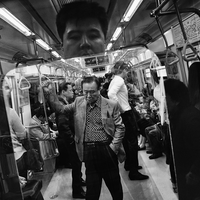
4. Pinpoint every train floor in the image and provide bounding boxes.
[40,150,178,200]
